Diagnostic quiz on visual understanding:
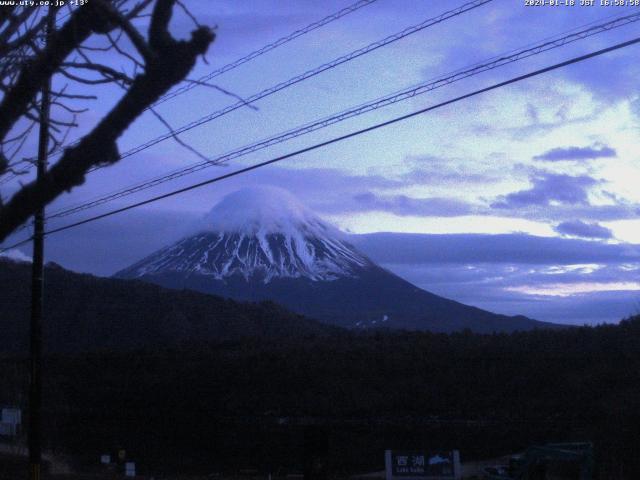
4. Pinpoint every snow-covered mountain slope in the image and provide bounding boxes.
[119,187,373,283]
[116,187,558,333]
